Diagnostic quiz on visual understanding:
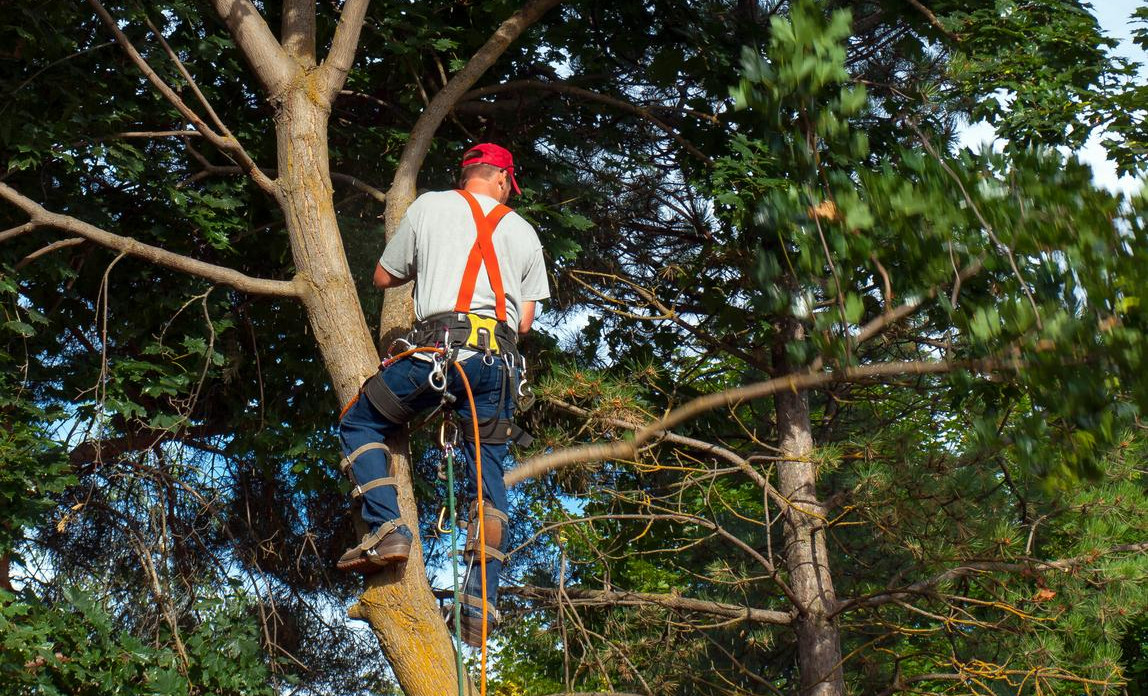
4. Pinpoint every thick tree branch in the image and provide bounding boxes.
[506,585,794,626]
[0,183,303,298]
[209,0,293,95]
[321,0,372,101]
[463,80,713,164]
[87,0,277,194]
[548,397,790,511]
[834,541,1148,616]
[282,0,317,65]
[508,359,1021,487]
